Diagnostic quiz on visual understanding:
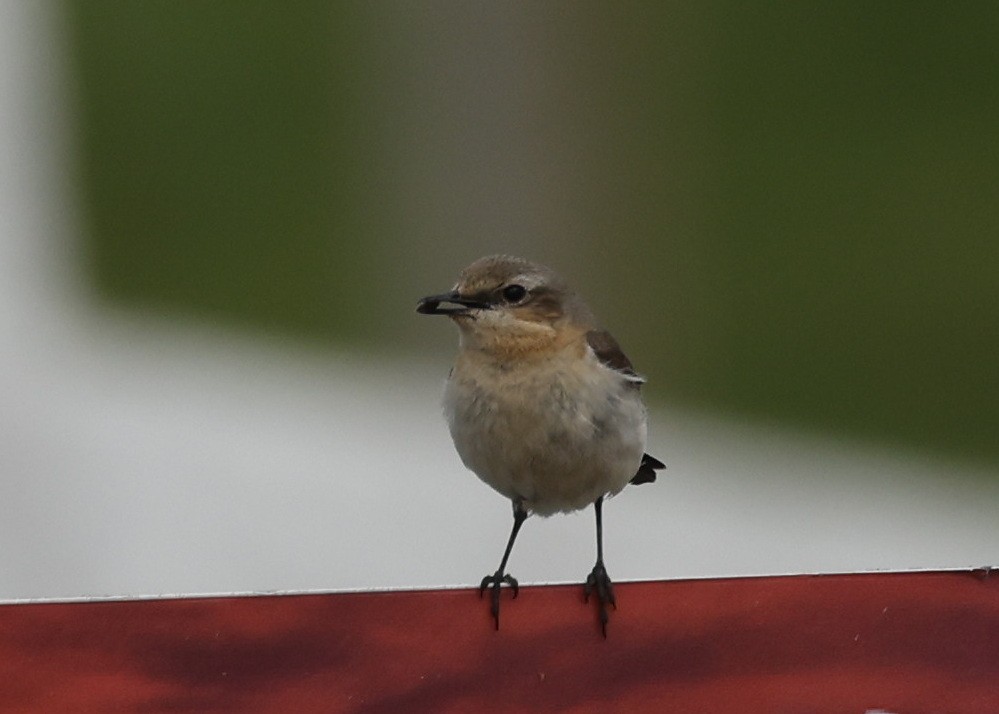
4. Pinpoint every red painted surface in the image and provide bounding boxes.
[0,571,997,713]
